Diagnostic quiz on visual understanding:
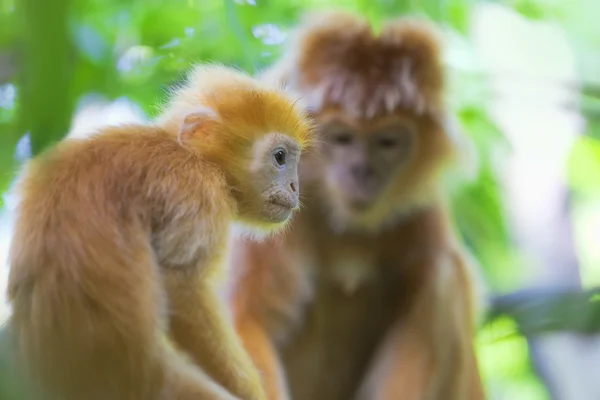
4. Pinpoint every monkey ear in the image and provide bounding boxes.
[179,107,219,142]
